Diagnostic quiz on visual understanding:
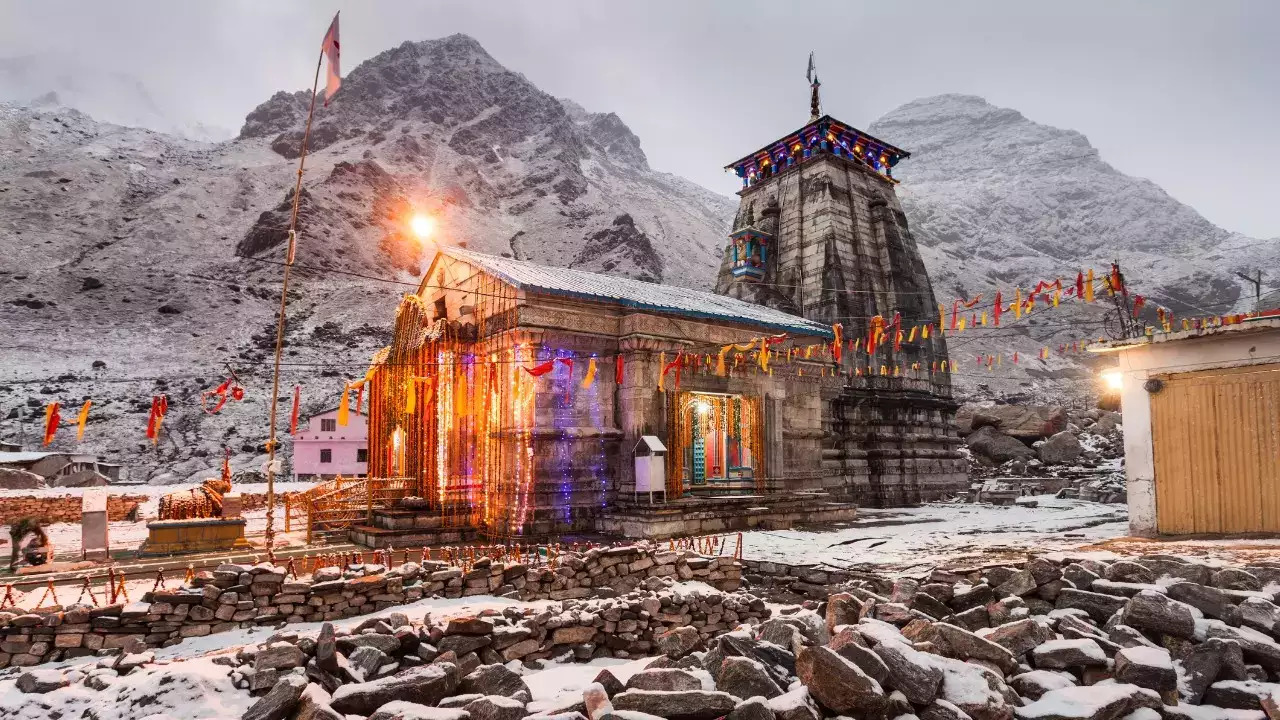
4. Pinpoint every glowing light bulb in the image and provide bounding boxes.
[409,214,436,241]
[1101,368,1123,392]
